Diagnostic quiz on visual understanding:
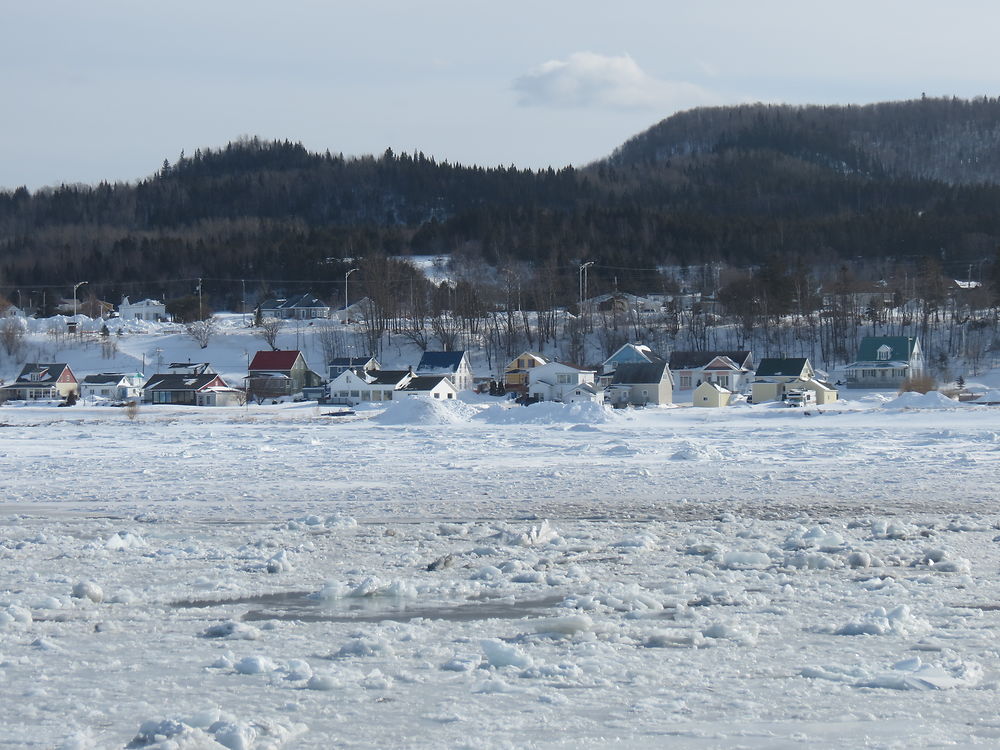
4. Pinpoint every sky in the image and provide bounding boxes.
[3,1,999,190]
